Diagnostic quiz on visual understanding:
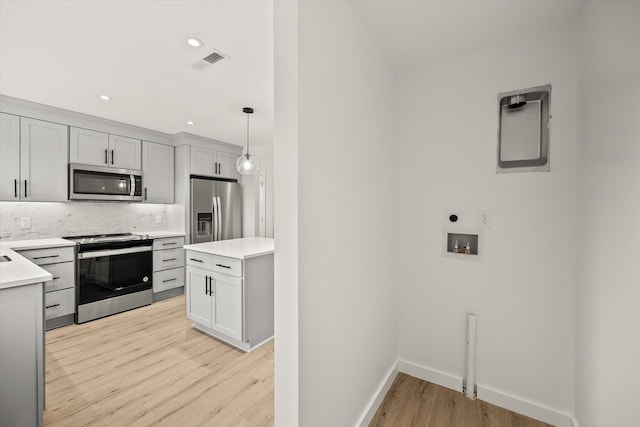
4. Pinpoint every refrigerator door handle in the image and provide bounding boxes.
[212,197,218,241]
[215,196,222,241]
